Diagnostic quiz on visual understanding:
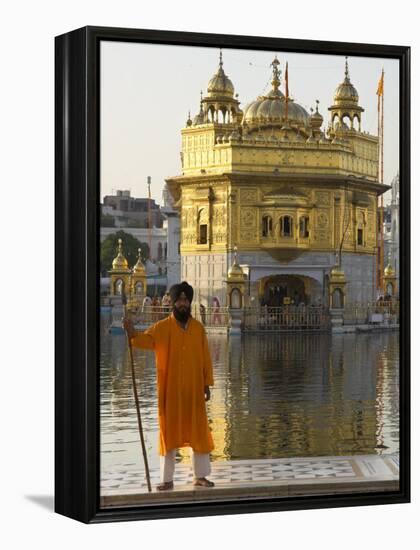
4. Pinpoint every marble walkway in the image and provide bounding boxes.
[100,453,399,507]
